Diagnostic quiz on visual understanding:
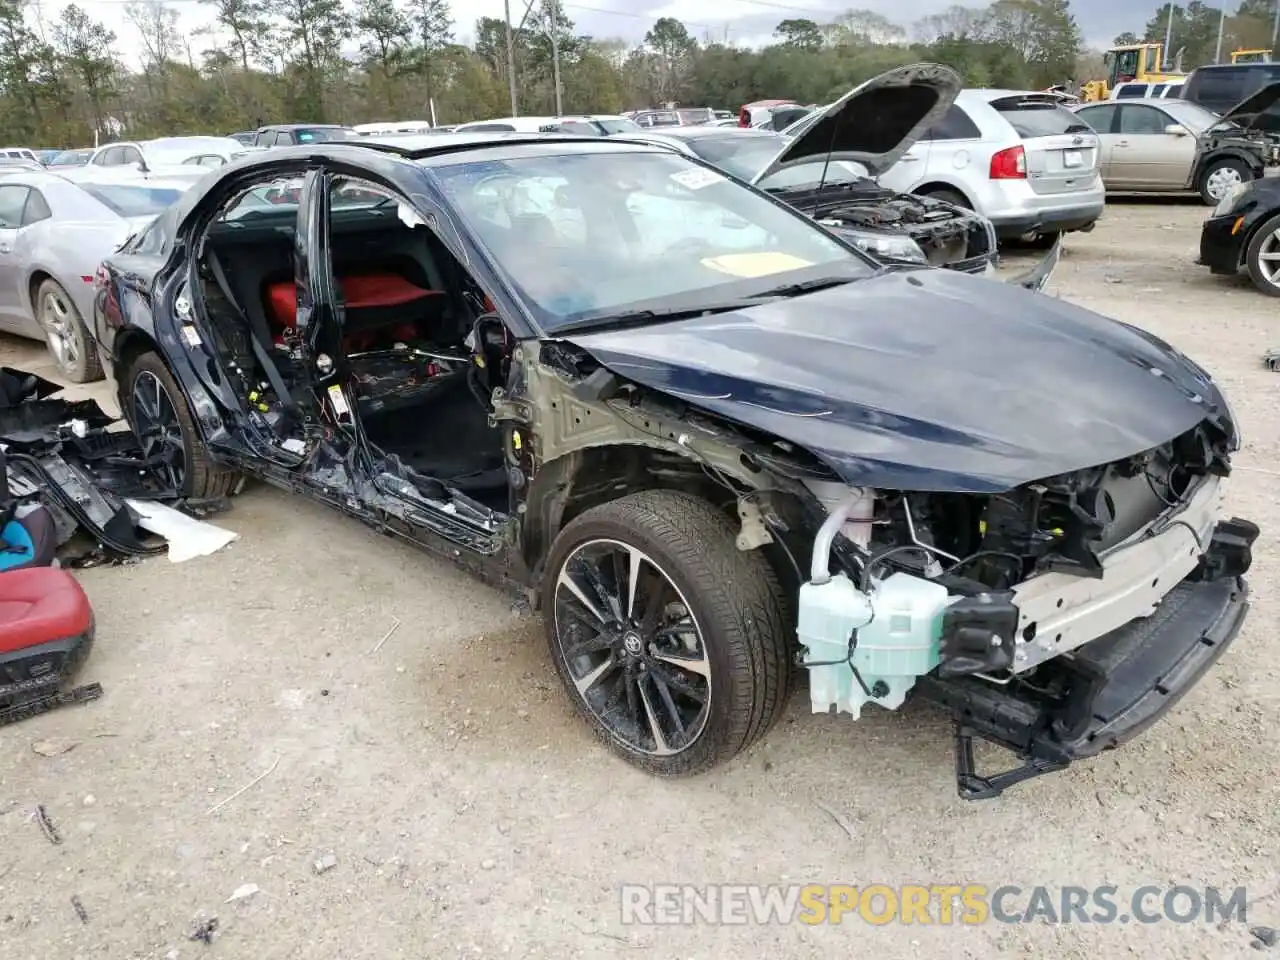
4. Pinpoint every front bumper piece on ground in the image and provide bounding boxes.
[914,516,1258,800]
[1005,235,1062,292]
